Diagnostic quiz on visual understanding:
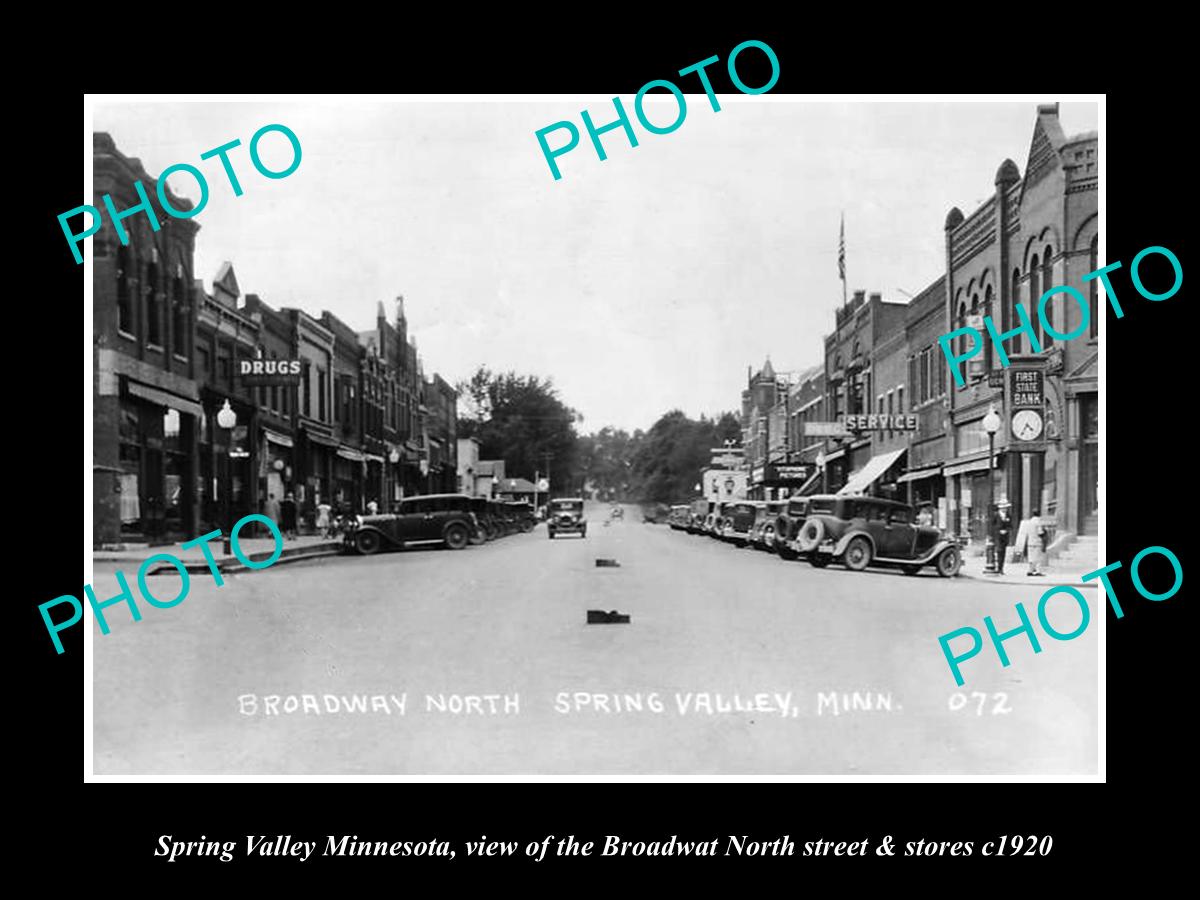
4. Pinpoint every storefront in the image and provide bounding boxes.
[335,446,365,511]
[261,428,294,508]
[897,466,945,528]
[118,380,202,541]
